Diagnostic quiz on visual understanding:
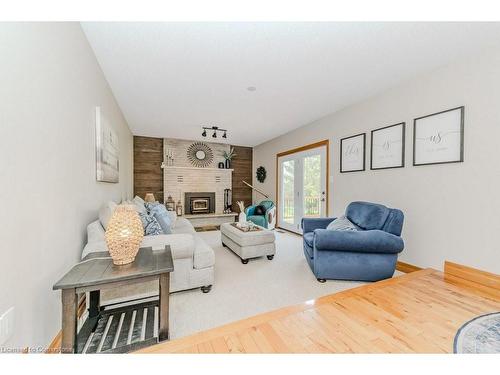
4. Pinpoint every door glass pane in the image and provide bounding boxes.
[303,154,321,218]
[282,160,295,224]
